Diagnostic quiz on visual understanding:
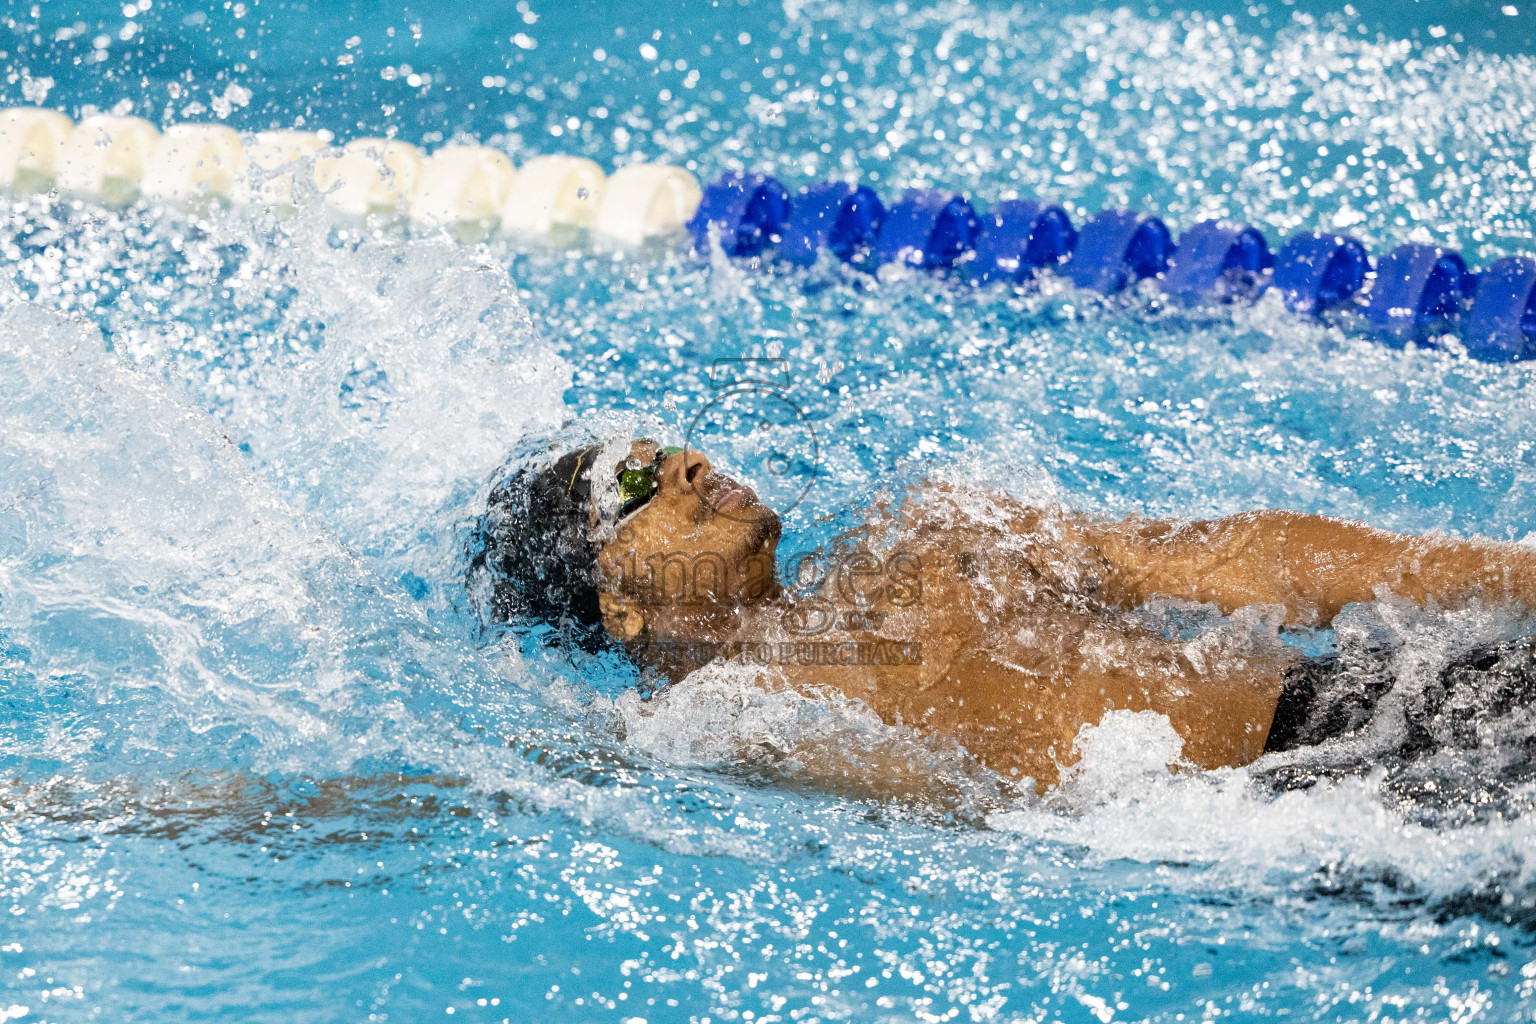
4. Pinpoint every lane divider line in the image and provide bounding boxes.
[3,103,1531,360]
